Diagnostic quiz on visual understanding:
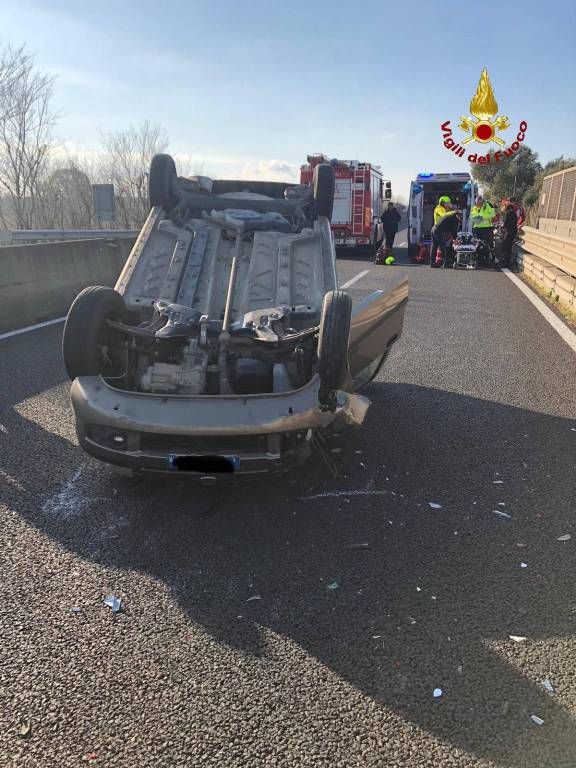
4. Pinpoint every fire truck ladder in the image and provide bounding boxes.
[352,165,365,236]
